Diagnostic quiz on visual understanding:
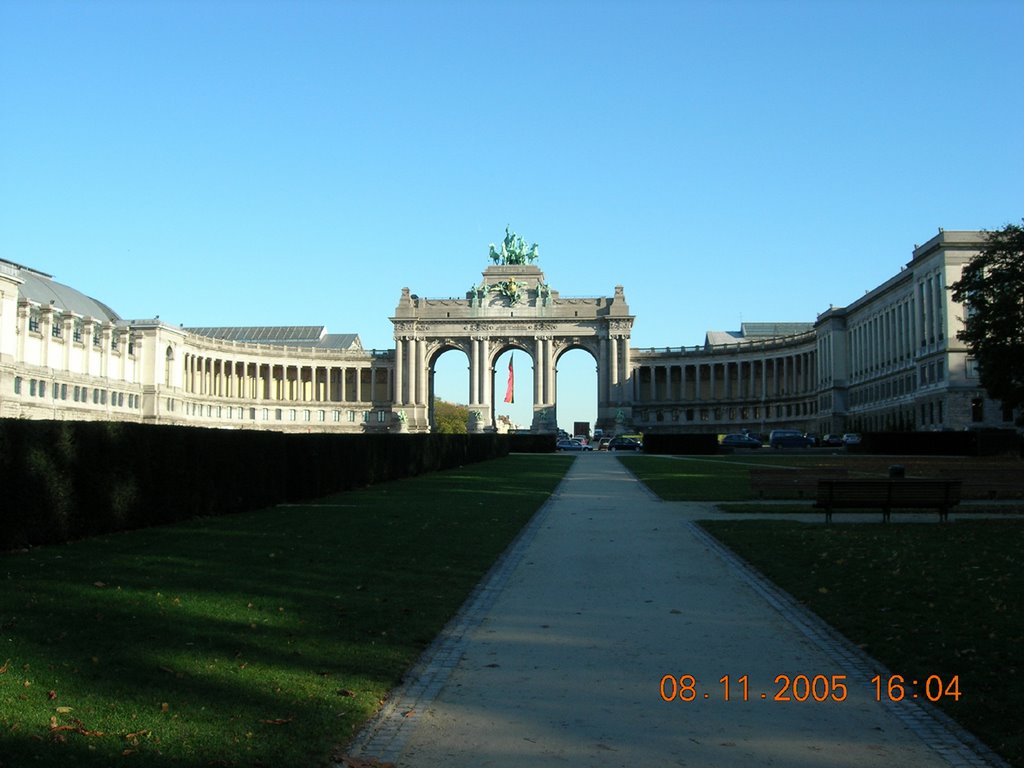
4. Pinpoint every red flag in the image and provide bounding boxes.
[504,355,514,404]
